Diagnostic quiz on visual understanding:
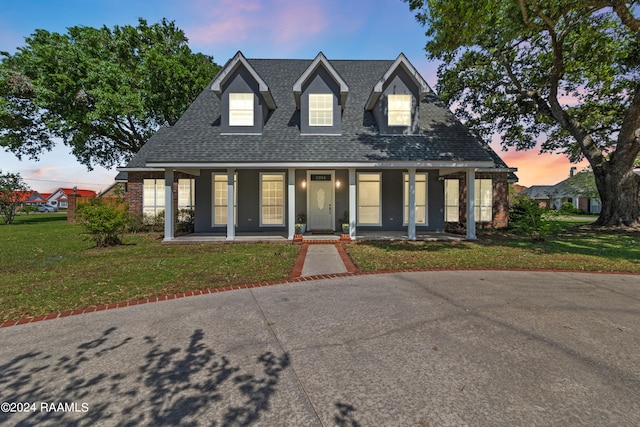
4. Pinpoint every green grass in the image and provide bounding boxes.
[0,214,299,322]
[346,227,640,274]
